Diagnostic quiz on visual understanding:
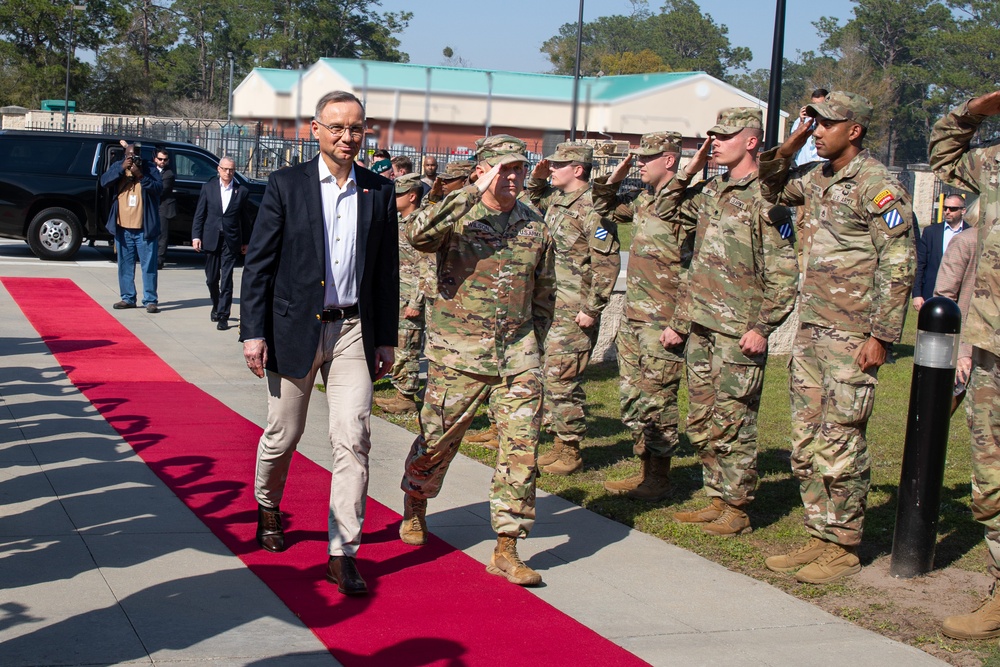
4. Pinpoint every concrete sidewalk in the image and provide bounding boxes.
[0,241,943,666]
